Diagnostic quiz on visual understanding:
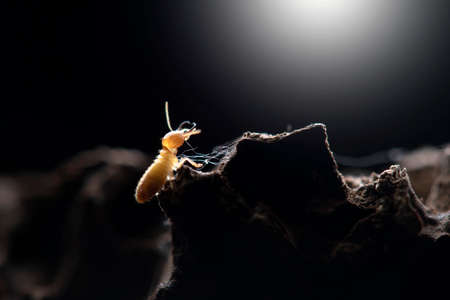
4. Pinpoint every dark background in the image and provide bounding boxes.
[4,0,450,173]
